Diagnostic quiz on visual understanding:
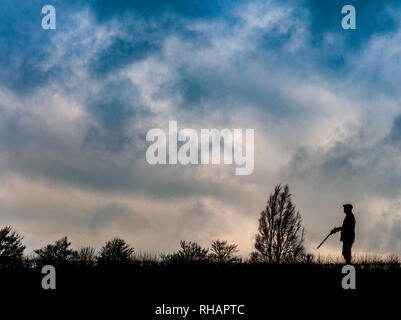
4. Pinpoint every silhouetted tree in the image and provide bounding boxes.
[162,241,209,264]
[34,237,78,264]
[208,240,240,263]
[254,184,305,263]
[97,238,134,263]
[248,251,263,264]
[0,226,26,266]
[76,246,97,266]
